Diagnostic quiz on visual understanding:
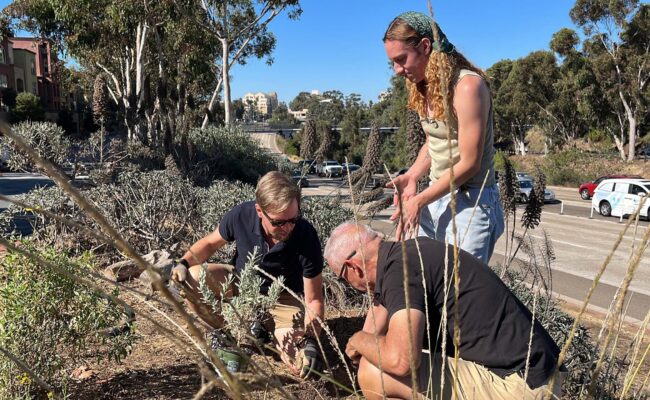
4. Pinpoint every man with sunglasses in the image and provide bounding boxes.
[172,171,324,378]
[324,221,565,399]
